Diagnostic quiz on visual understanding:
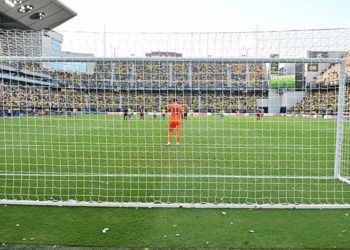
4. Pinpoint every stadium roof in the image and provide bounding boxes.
[0,0,76,31]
